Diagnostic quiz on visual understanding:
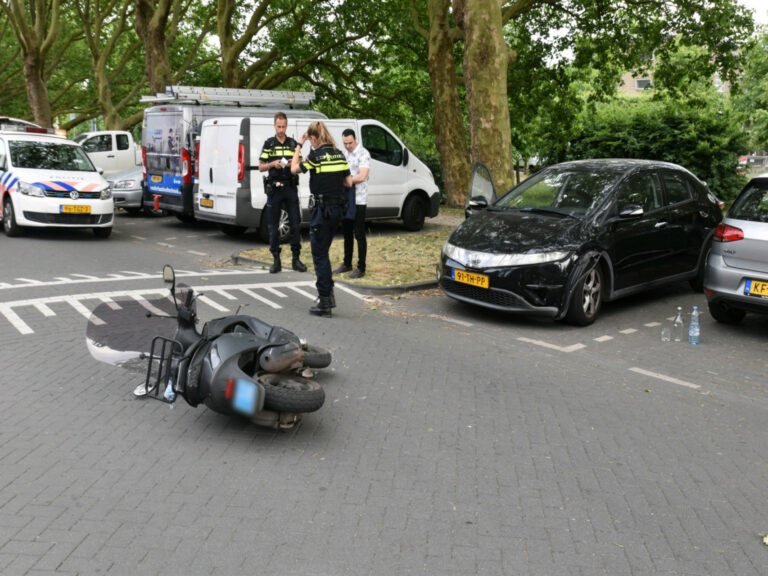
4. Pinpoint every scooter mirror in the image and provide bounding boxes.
[162,265,176,292]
